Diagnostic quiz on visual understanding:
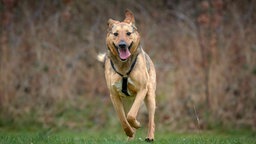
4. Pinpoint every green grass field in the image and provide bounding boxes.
[0,129,255,144]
